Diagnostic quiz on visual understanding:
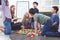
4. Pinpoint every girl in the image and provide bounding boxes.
[21,12,32,29]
